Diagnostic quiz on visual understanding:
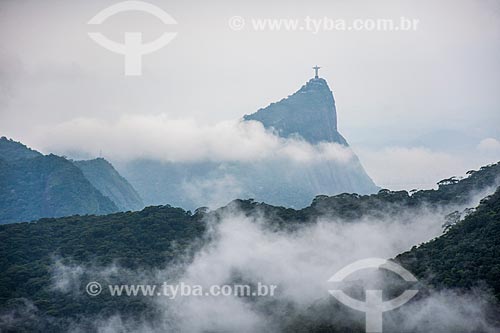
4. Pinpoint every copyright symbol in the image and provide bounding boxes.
[86,281,102,296]
[228,16,245,31]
